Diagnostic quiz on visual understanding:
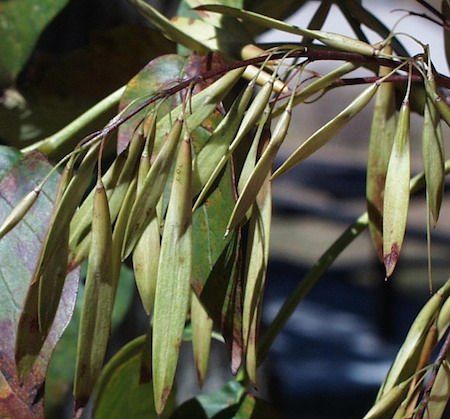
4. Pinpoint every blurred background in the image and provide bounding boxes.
[1,1,450,418]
